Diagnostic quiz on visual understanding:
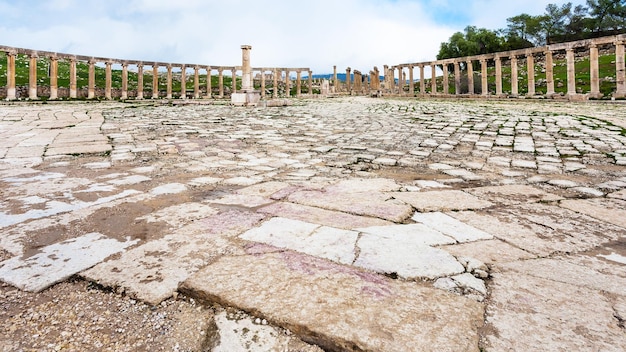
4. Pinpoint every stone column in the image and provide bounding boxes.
[231,68,237,95]
[137,63,144,100]
[495,56,502,96]
[466,60,474,94]
[453,61,460,95]
[206,66,212,98]
[241,45,252,92]
[181,65,187,99]
[510,55,519,96]
[408,66,414,96]
[194,65,200,99]
[442,64,449,95]
[526,53,535,96]
[105,61,112,100]
[431,64,437,94]
[397,66,403,95]
[166,64,172,99]
[346,67,351,93]
[545,50,555,96]
[284,70,290,97]
[218,68,224,98]
[308,70,313,96]
[152,64,159,99]
[273,68,278,98]
[29,53,38,99]
[6,50,16,100]
[419,64,425,94]
[566,48,576,97]
[49,56,58,100]
[260,70,266,98]
[121,63,128,100]
[589,44,600,98]
[296,70,302,97]
[69,58,77,99]
[614,40,625,98]
[88,59,95,99]
[480,58,488,96]
[333,65,338,92]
